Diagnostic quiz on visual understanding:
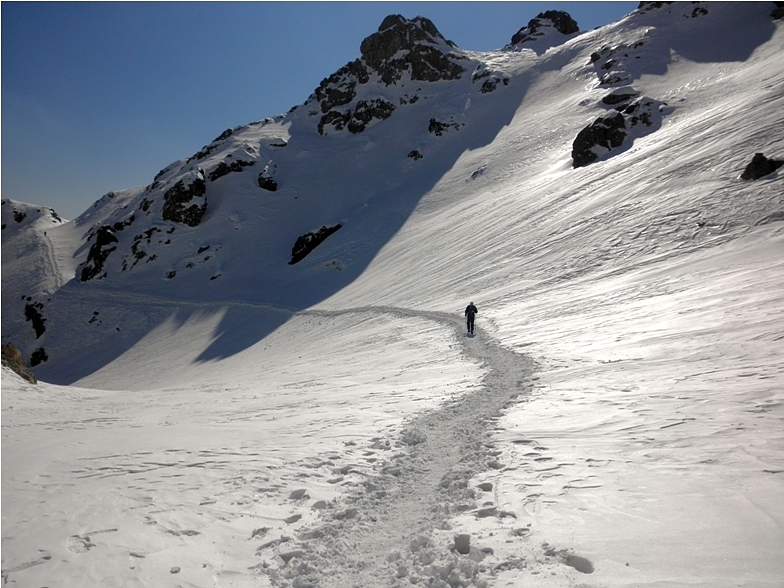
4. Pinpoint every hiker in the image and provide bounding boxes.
[465,301,478,335]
